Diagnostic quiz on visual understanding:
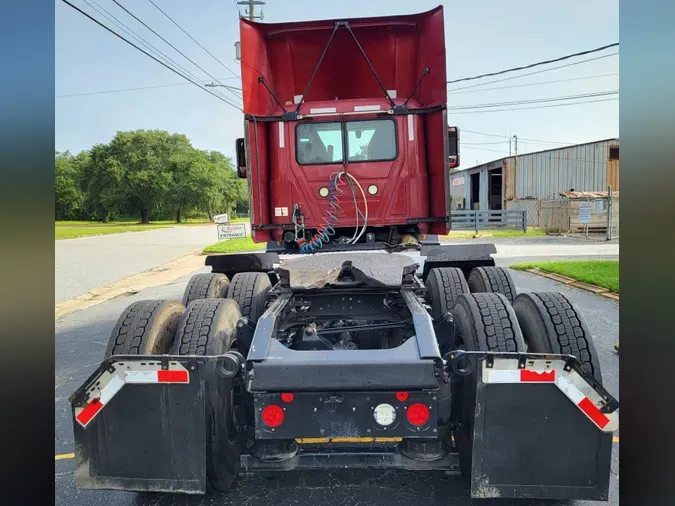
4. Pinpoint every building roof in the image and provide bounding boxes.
[455,137,619,173]
[559,191,619,199]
